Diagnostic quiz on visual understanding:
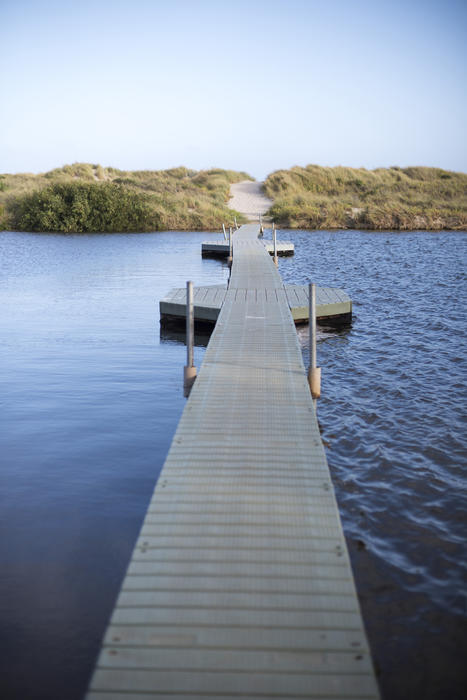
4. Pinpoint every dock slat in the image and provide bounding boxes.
[89,668,378,697]
[103,624,370,652]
